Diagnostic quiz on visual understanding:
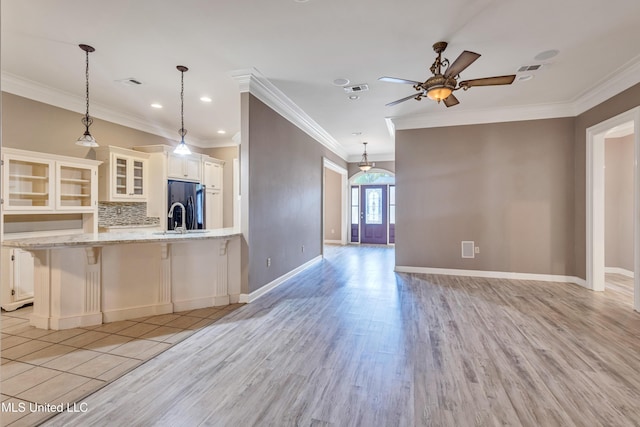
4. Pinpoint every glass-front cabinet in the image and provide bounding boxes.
[2,149,99,213]
[95,146,149,201]
[3,154,54,211]
[56,161,97,211]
